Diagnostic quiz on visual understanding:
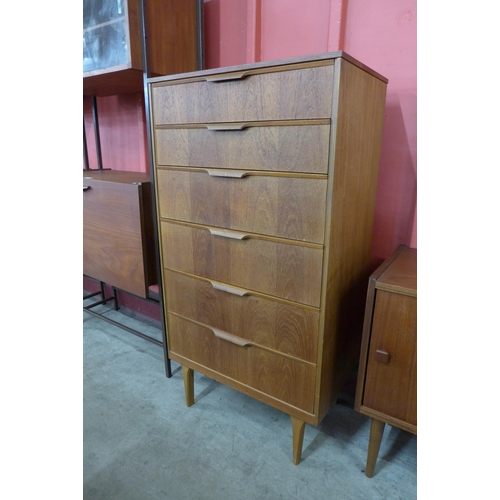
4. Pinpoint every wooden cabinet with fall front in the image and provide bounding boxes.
[148,52,388,463]
[83,169,157,299]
